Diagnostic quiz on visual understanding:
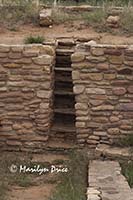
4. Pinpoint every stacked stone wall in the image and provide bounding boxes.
[72,44,133,148]
[0,44,55,152]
